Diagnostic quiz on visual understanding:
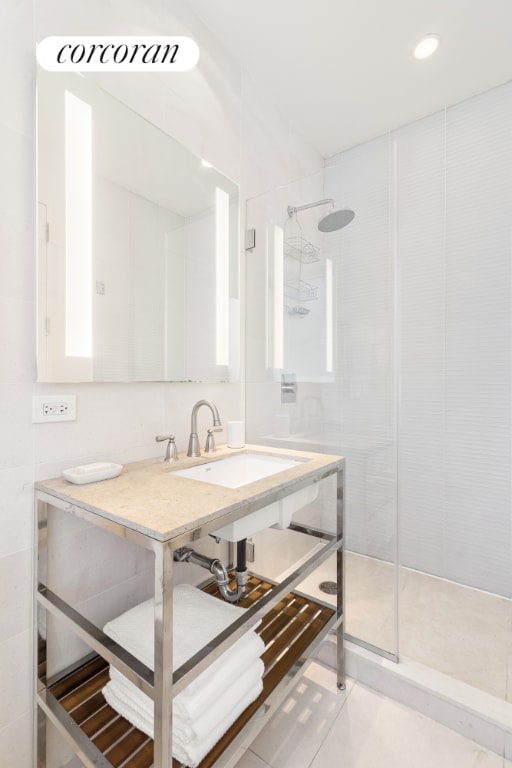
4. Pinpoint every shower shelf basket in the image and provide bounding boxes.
[284,279,318,302]
[283,236,320,264]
